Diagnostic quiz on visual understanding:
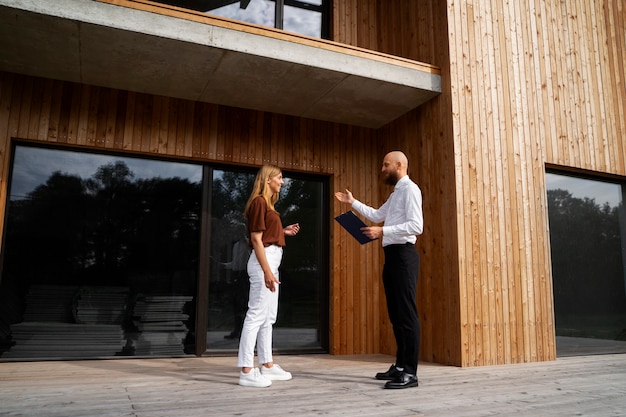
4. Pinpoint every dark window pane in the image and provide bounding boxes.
[0,145,202,359]
[546,172,626,356]
[206,168,326,352]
